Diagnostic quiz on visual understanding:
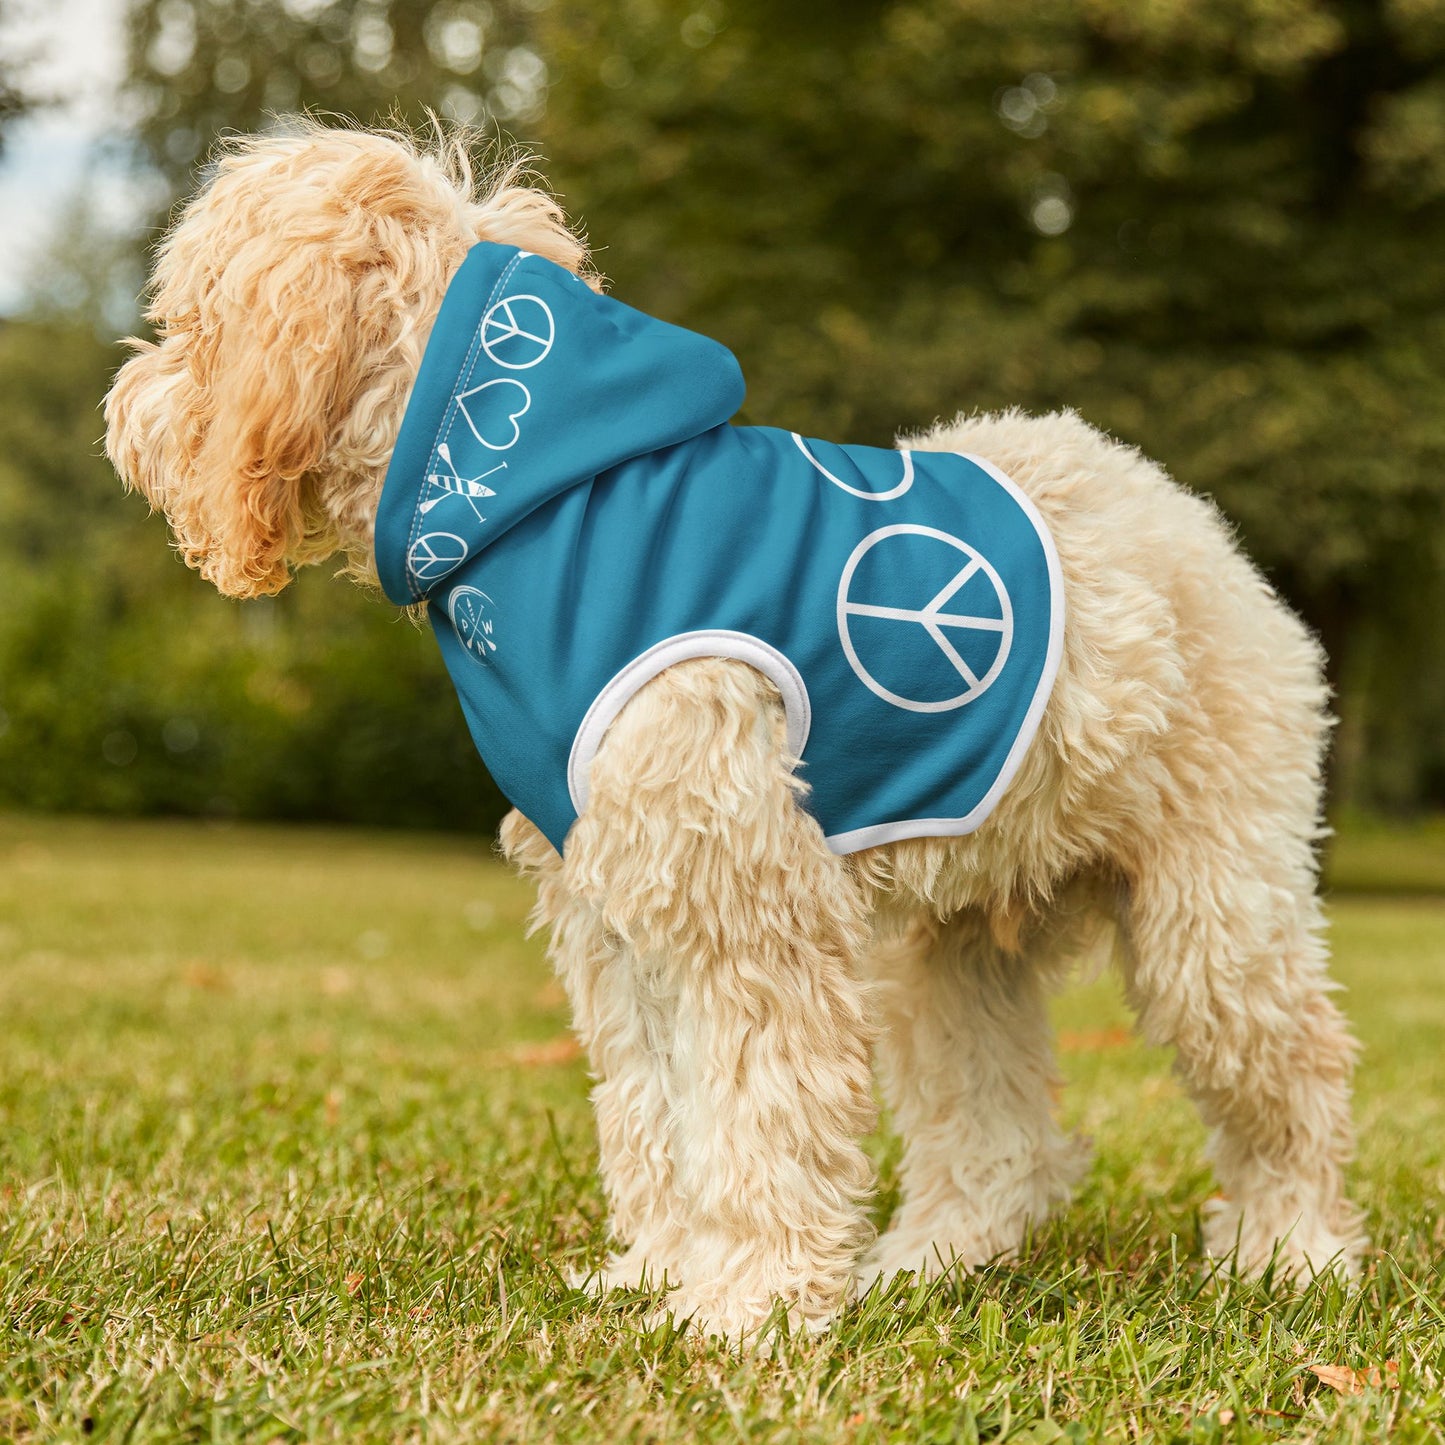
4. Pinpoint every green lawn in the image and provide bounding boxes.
[1325,813,1445,897]
[2,813,1443,1443]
